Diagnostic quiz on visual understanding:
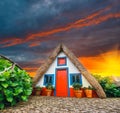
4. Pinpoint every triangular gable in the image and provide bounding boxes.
[33,44,106,98]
